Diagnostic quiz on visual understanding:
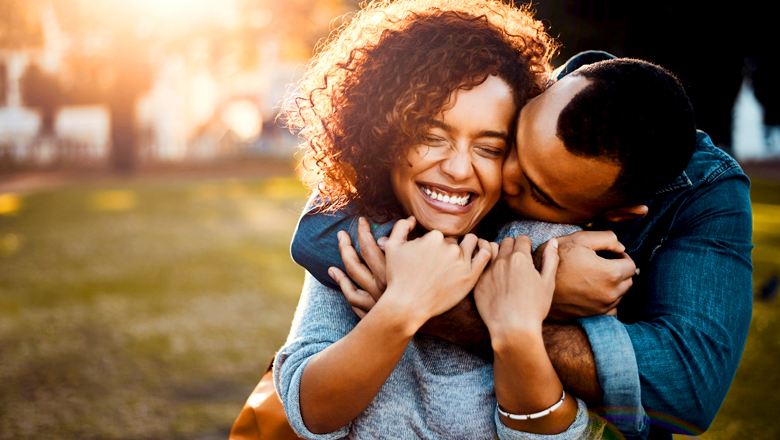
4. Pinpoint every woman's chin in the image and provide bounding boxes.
[414,214,476,237]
